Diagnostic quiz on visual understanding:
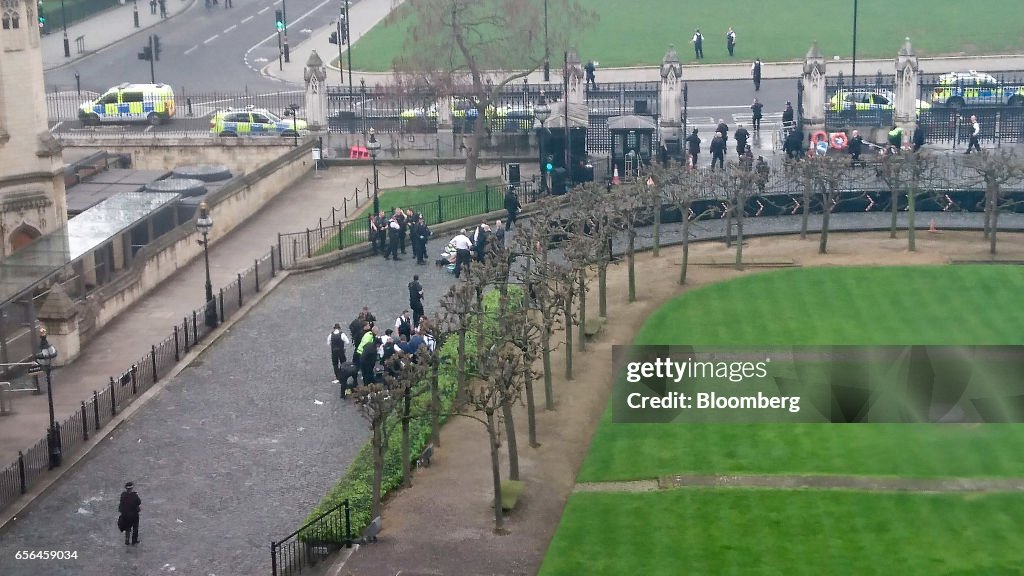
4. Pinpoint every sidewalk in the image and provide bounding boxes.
[42,0,194,71]
[0,162,506,477]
